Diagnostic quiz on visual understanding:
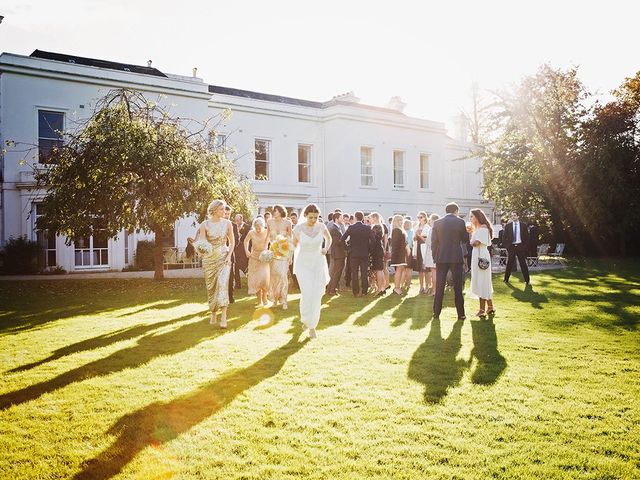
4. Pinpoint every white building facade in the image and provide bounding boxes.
[0,50,490,272]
